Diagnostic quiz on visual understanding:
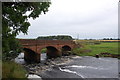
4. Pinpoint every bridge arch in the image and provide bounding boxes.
[39,46,61,59]
[62,45,72,56]
[23,48,40,63]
